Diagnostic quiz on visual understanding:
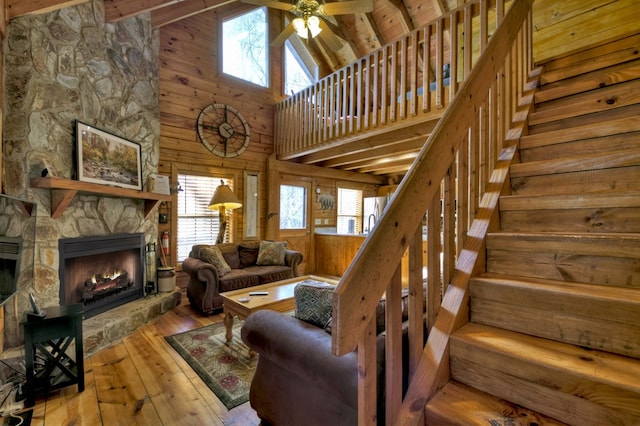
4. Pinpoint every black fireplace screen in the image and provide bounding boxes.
[59,233,144,318]
[0,237,21,307]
